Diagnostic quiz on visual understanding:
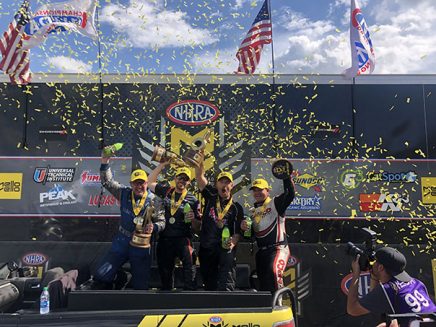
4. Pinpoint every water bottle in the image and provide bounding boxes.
[183,203,192,223]
[221,226,230,249]
[103,143,123,157]
[40,286,50,314]
[243,216,252,238]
